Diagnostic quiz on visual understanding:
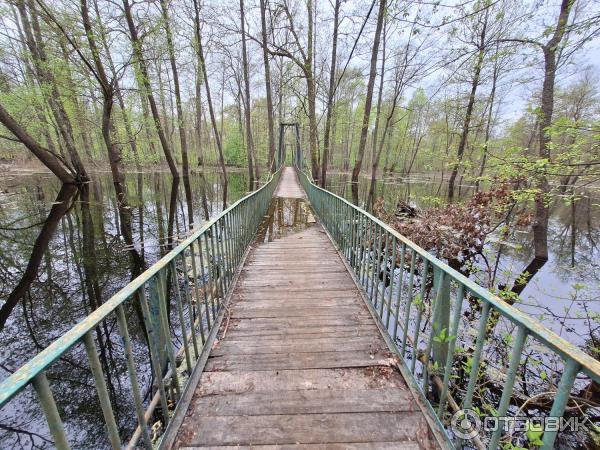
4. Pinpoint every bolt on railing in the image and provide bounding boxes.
[0,167,282,450]
[297,167,600,450]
